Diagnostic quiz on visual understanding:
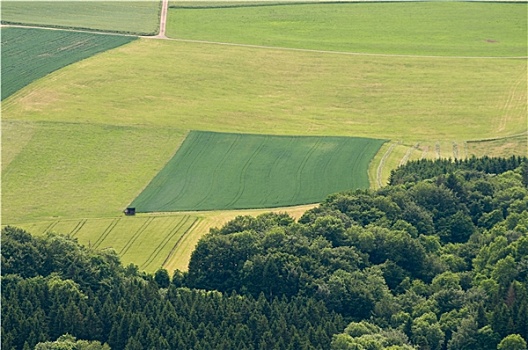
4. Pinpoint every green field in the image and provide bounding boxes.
[0,27,136,100]
[1,1,161,35]
[2,1,527,271]
[167,2,528,57]
[131,131,386,211]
